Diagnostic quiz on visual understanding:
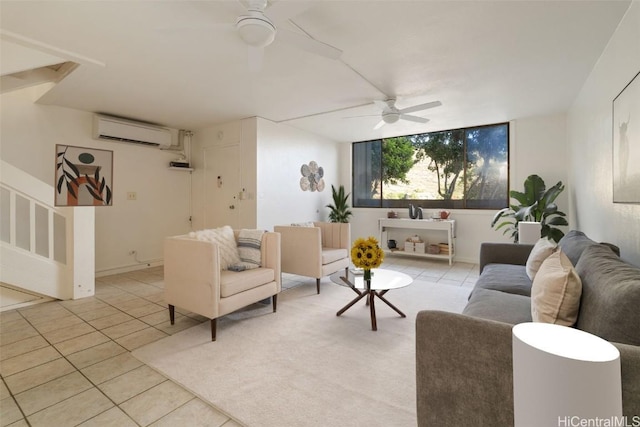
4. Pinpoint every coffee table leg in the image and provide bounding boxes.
[336,291,367,317]
[375,292,406,318]
[369,290,377,331]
